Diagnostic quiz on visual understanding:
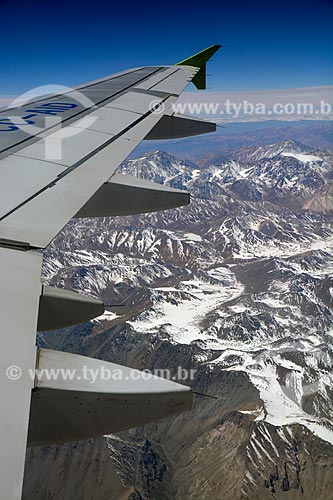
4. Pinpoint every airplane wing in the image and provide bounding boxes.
[0,44,221,498]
